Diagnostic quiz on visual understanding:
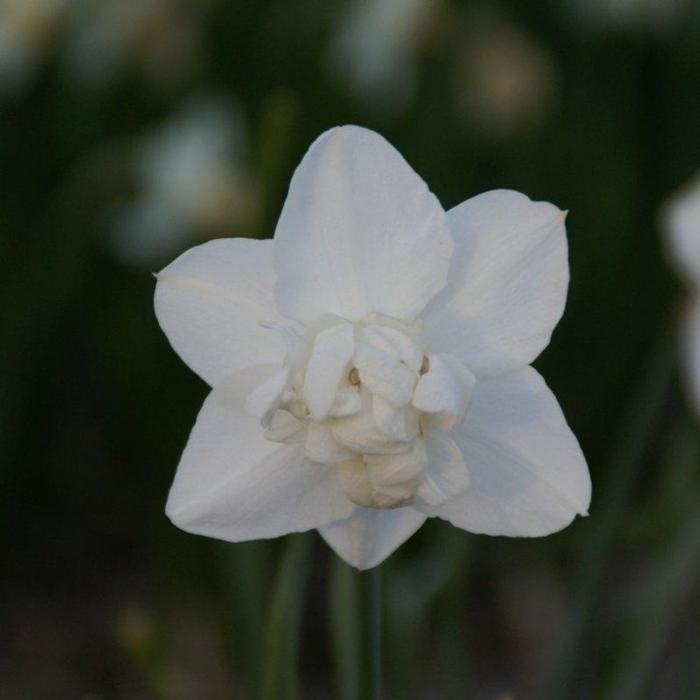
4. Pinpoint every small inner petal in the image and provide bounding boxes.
[244,368,289,426]
[412,354,475,429]
[303,322,355,421]
[354,344,416,407]
[305,422,354,464]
